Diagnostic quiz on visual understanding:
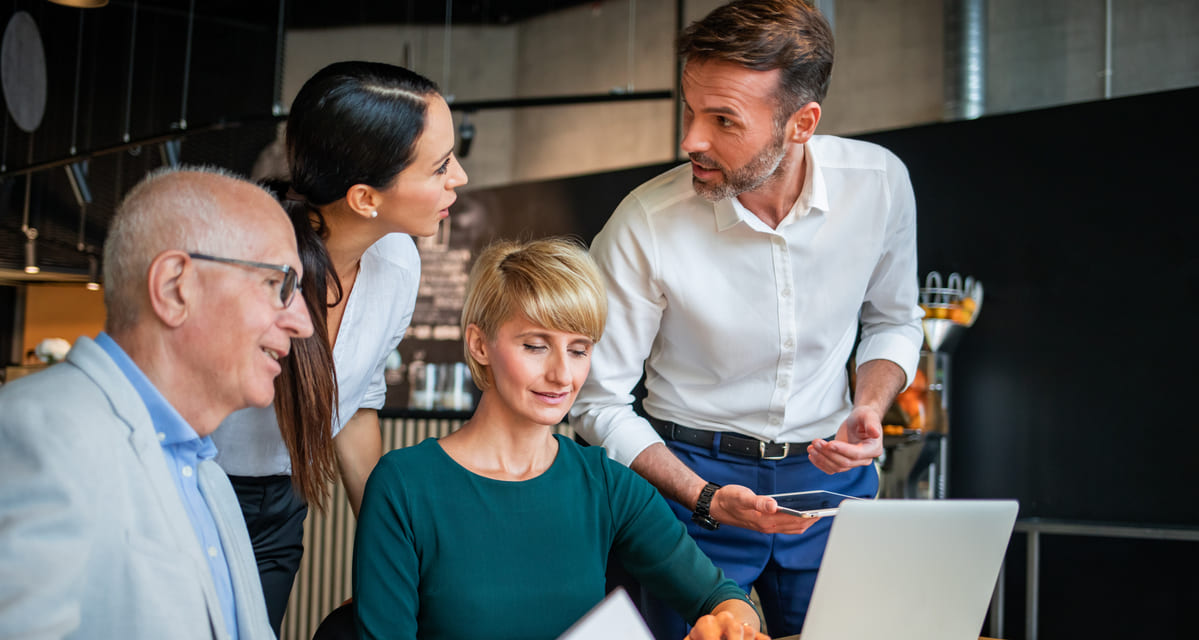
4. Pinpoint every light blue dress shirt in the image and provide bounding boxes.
[95,332,240,640]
